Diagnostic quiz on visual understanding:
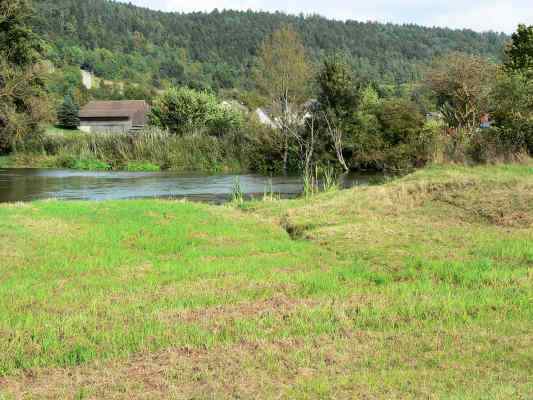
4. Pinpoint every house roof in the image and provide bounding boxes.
[79,100,149,125]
